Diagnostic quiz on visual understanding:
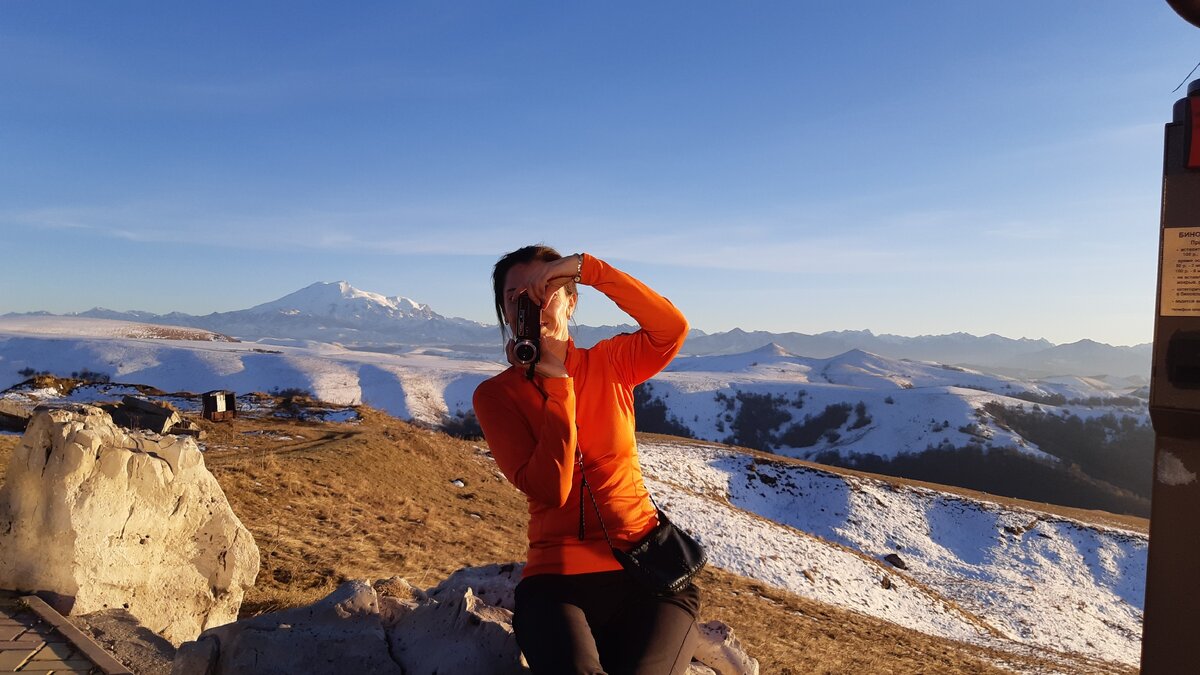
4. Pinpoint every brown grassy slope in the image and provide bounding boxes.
[0,414,1131,674]
[198,408,529,613]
